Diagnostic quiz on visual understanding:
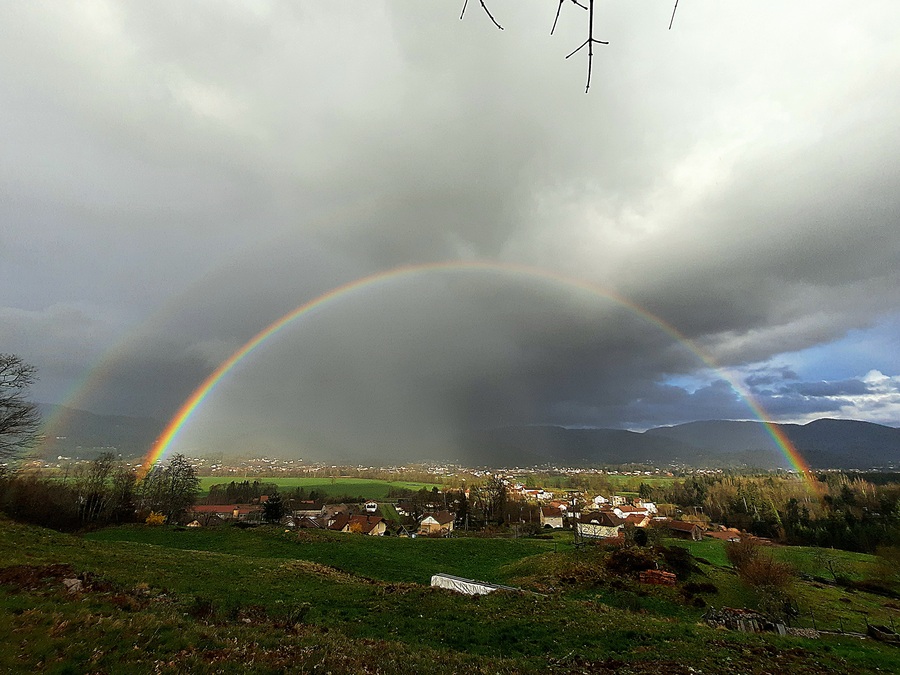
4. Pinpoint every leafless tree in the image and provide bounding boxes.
[137,453,200,523]
[461,1,682,93]
[0,354,41,463]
